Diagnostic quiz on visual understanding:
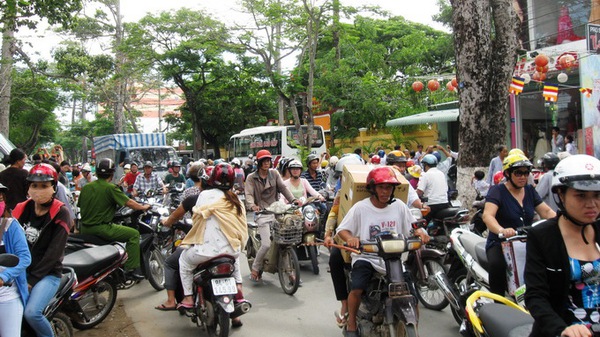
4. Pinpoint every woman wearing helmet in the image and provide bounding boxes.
[276,157,294,180]
[178,163,249,326]
[0,183,31,337]
[336,166,429,337]
[535,152,561,212]
[11,164,72,337]
[525,154,600,337]
[281,160,325,204]
[482,153,555,296]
